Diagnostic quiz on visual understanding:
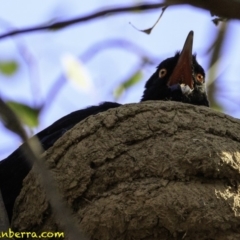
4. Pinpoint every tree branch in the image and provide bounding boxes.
[0,3,165,40]
[165,0,240,20]
[0,1,239,40]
